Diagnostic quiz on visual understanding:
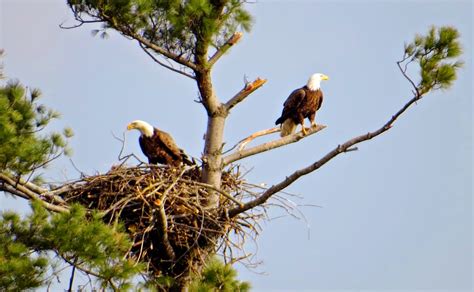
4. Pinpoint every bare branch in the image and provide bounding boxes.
[208,32,243,68]
[153,200,176,260]
[397,59,420,96]
[111,131,146,166]
[0,184,29,200]
[224,77,267,112]
[229,91,423,218]
[223,125,326,166]
[67,260,77,292]
[60,254,109,285]
[59,19,103,29]
[235,127,281,151]
[139,43,195,80]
